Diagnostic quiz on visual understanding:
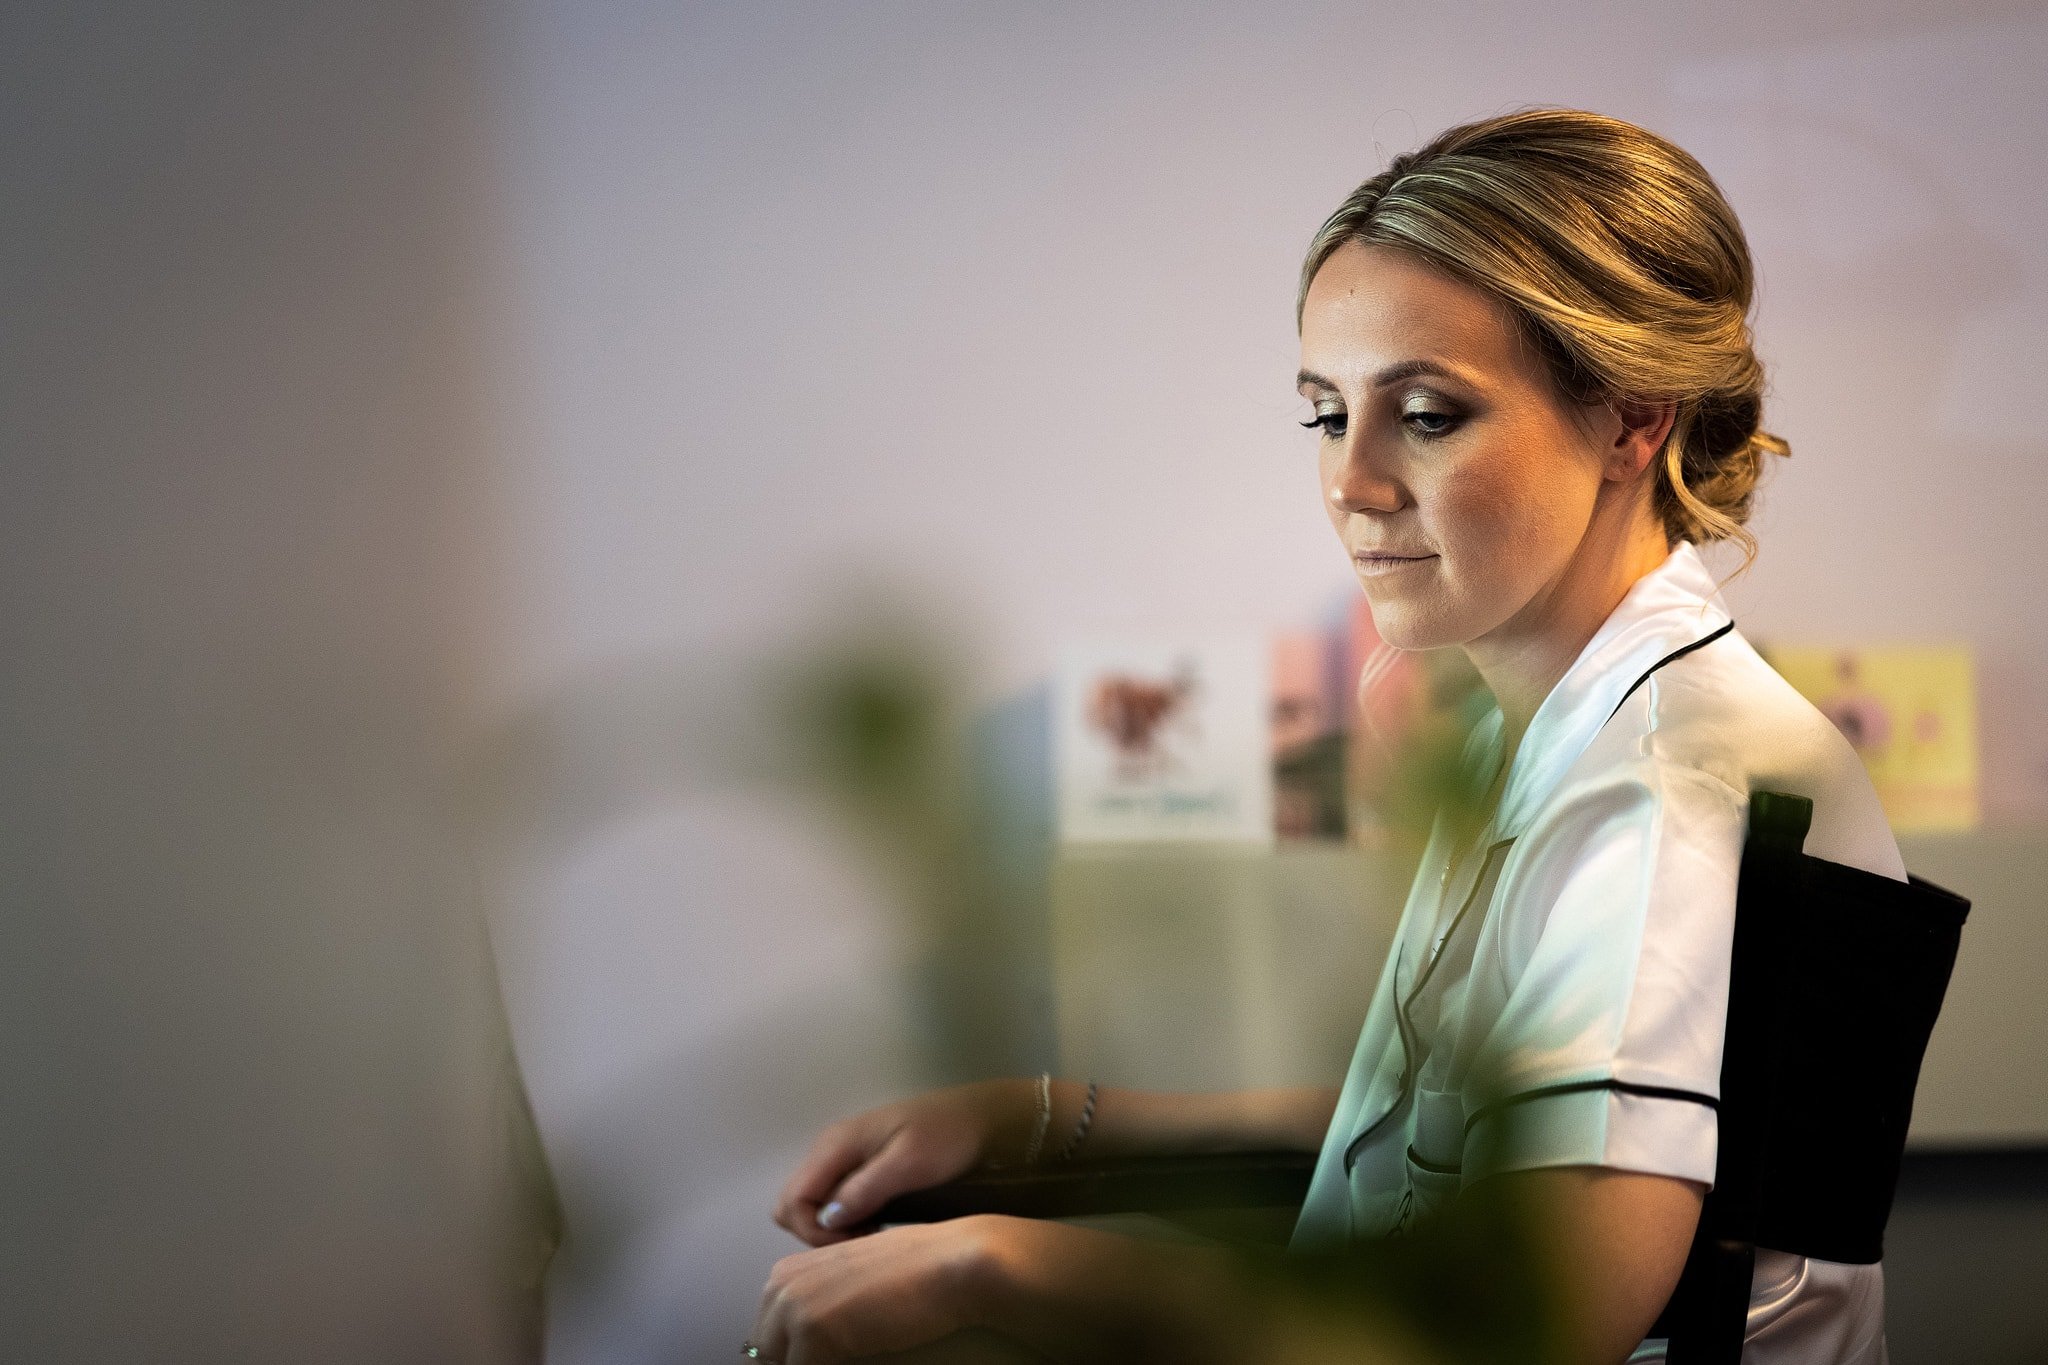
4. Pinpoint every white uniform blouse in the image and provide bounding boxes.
[1290,543,1904,1365]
